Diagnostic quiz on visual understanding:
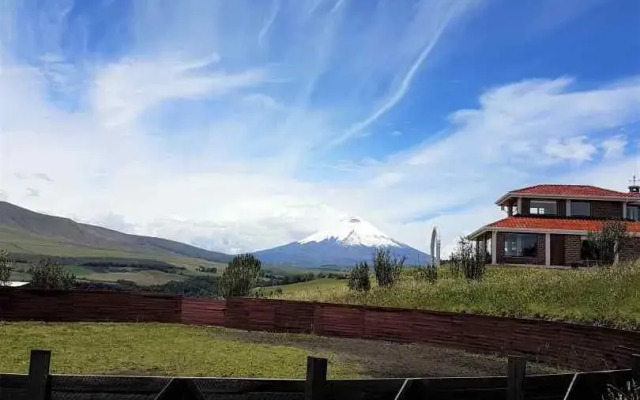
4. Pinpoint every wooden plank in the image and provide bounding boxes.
[26,349,51,400]
[507,356,526,400]
[305,357,327,400]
